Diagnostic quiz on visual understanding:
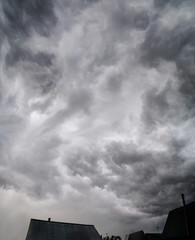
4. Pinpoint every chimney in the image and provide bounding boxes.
[48,218,51,222]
